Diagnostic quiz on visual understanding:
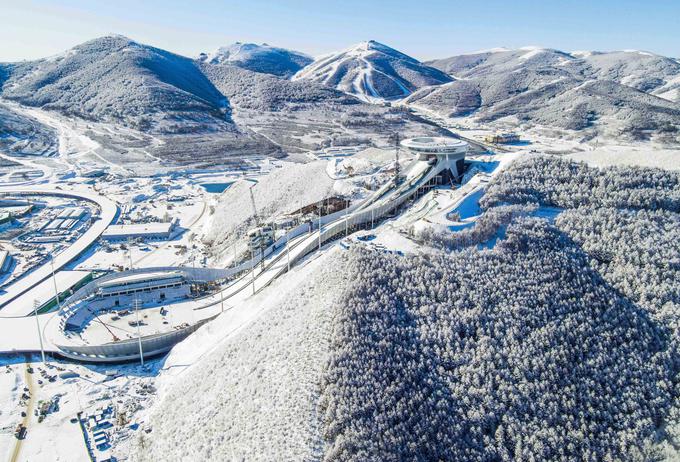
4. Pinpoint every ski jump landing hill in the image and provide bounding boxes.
[0,138,469,363]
